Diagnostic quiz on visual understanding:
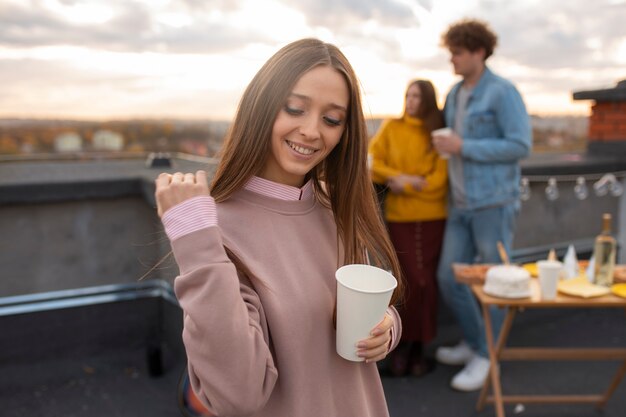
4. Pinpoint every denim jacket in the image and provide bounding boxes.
[443,67,532,210]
